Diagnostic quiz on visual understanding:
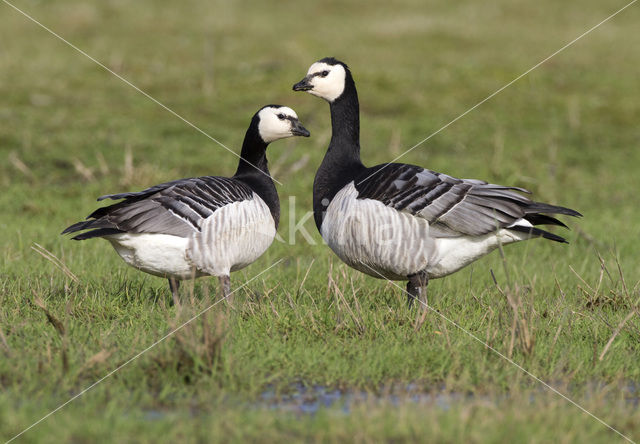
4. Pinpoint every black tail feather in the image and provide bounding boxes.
[523,213,568,229]
[70,228,123,240]
[525,202,582,218]
[62,218,121,240]
[509,225,568,243]
[61,220,94,235]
